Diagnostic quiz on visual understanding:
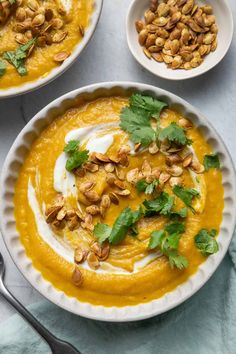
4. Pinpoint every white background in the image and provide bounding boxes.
[0,0,235,324]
